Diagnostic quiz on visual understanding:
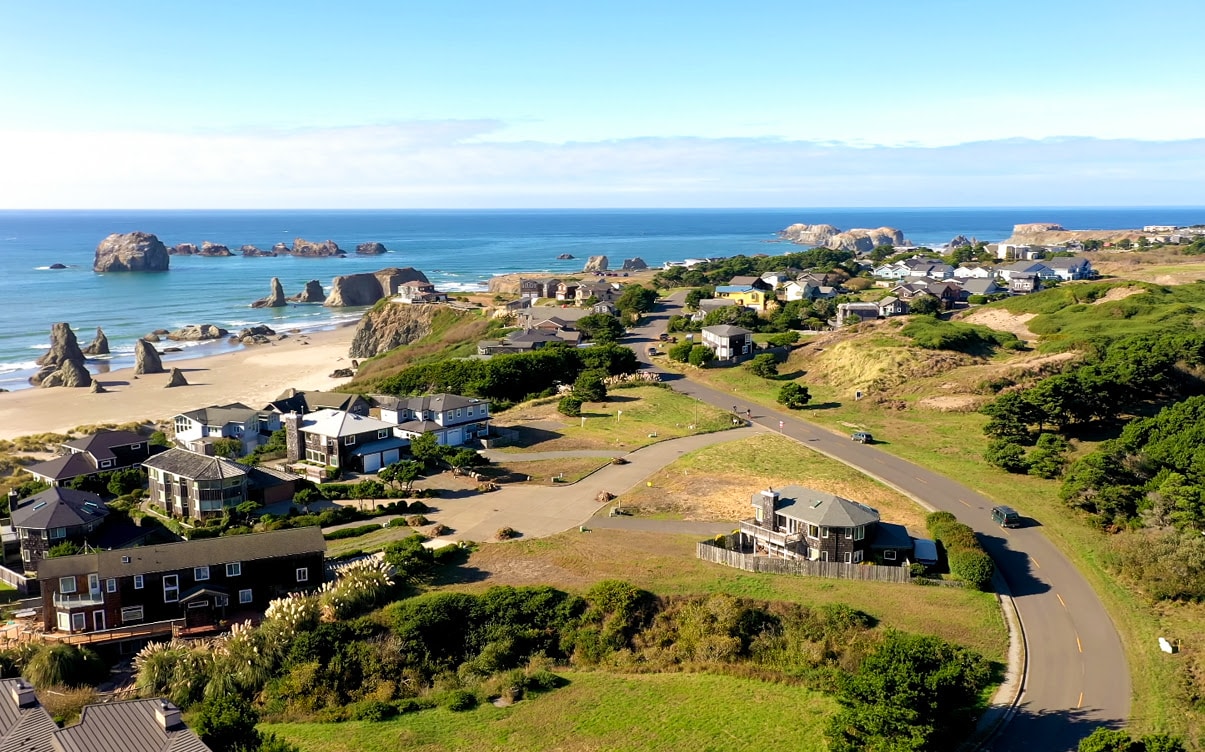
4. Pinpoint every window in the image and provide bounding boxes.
[106,578,117,593]
[134,574,144,590]
[844,551,852,563]
[121,606,144,624]
[131,443,141,450]
[215,594,228,607]
[21,550,30,563]
[99,459,113,468]
[845,527,853,540]
[122,556,131,564]
[59,576,77,594]
[377,429,388,440]
[226,562,241,577]
[853,550,864,563]
[163,575,179,603]
[239,588,253,604]
[296,567,309,583]
[807,524,819,539]
[820,551,829,562]
[467,406,474,416]
[49,527,66,540]
[194,566,209,581]
[854,526,865,541]
[821,527,829,539]
[754,507,763,523]
[344,435,356,446]
[71,612,86,632]
[456,408,462,417]
[884,549,897,561]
